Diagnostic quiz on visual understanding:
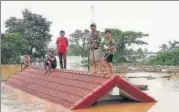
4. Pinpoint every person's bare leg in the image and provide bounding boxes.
[97,61,101,72]
[21,62,23,71]
[47,61,52,75]
[95,61,99,72]
[22,65,28,71]
[99,60,102,71]
[44,62,48,75]
[92,50,97,73]
[108,63,113,75]
[93,62,97,72]
[101,58,108,74]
